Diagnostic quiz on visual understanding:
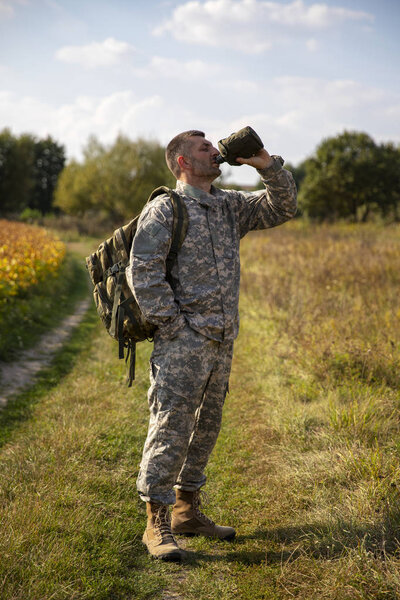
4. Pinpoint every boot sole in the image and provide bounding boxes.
[142,544,184,562]
[142,538,185,562]
[156,551,185,562]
